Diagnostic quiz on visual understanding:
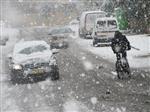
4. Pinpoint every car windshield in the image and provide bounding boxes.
[97,21,106,28]
[51,28,72,34]
[19,45,47,55]
[108,20,117,28]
